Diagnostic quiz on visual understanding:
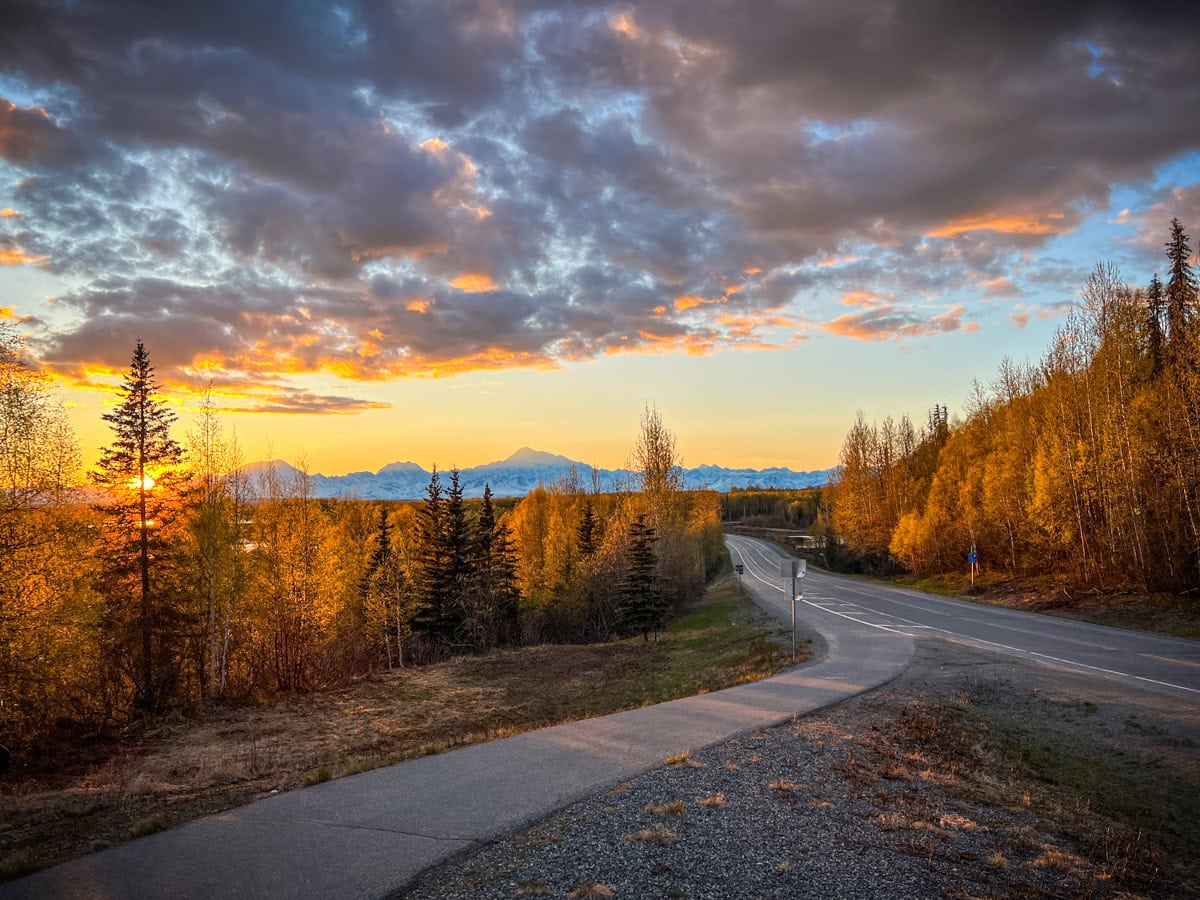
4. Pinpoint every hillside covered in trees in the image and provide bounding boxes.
[827,220,1200,597]
[0,336,723,753]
